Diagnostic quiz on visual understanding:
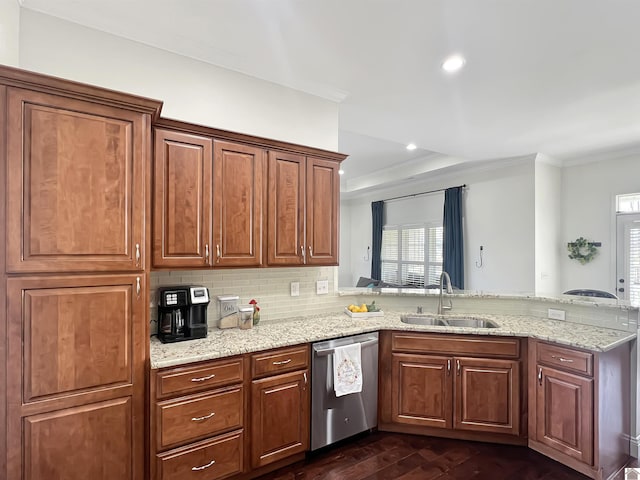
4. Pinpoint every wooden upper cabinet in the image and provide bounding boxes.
[153,129,213,268]
[213,141,265,267]
[267,151,306,265]
[305,157,339,265]
[5,87,149,273]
